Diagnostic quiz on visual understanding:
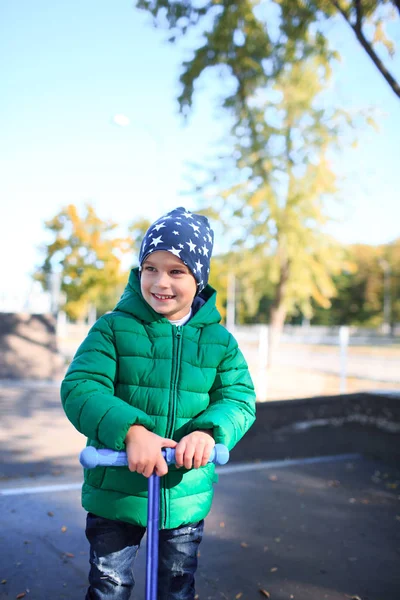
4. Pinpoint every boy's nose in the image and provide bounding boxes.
[155,272,169,287]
